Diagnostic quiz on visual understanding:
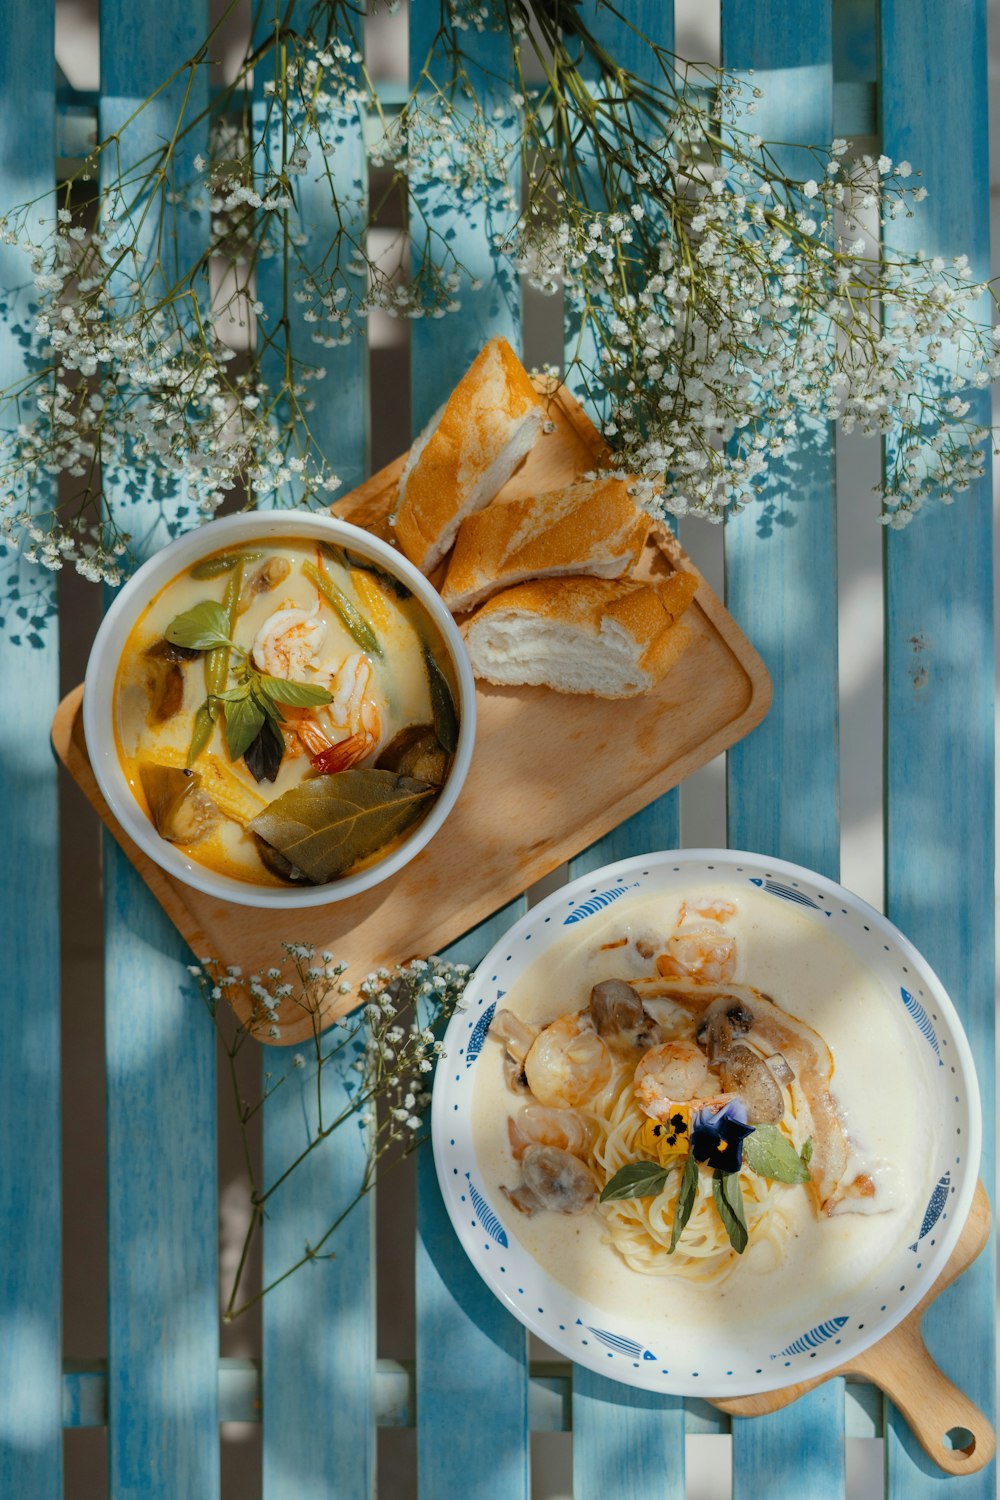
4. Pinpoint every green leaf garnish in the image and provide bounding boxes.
[186,701,216,768]
[800,1137,813,1165]
[712,1170,749,1254]
[224,691,266,762]
[743,1123,812,1185]
[423,645,459,754]
[165,600,232,652]
[600,1160,670,1203]
[247,768,436,884]
[257,674,334,708]
[668,1156,700,1254]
